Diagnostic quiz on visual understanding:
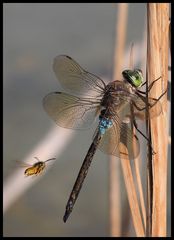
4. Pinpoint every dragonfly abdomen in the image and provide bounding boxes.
[98,117,113,135]
[63,131,102,222]
[98,108,113,135]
